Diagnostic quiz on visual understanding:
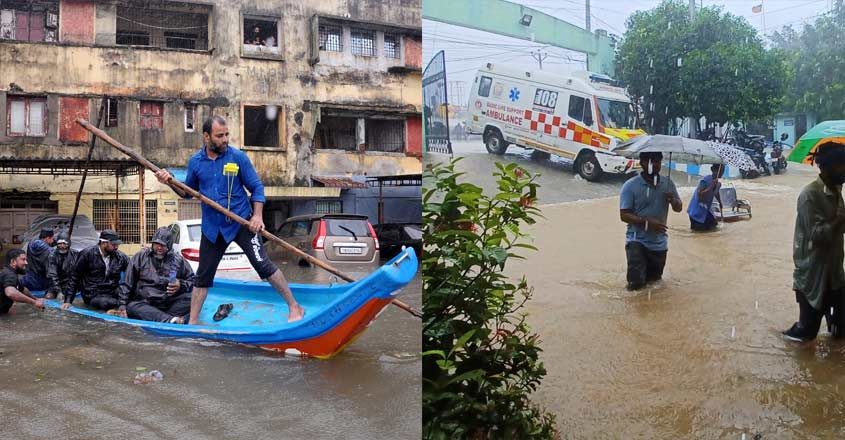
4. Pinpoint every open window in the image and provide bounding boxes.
[184,104,196,132]
[315,109,407,154]
[7,96,47,137]
[105,98,118,128]
[243,105,282,149]
[315,116,358,151]
[242,16,281,59]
